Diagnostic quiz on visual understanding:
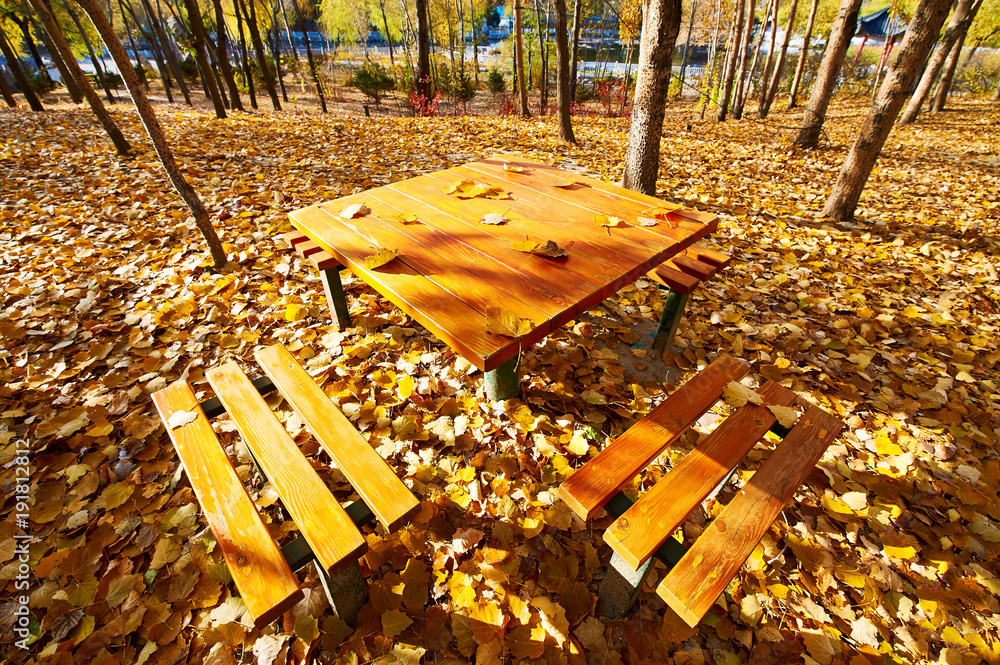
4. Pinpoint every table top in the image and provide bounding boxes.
[289,156,718,372]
